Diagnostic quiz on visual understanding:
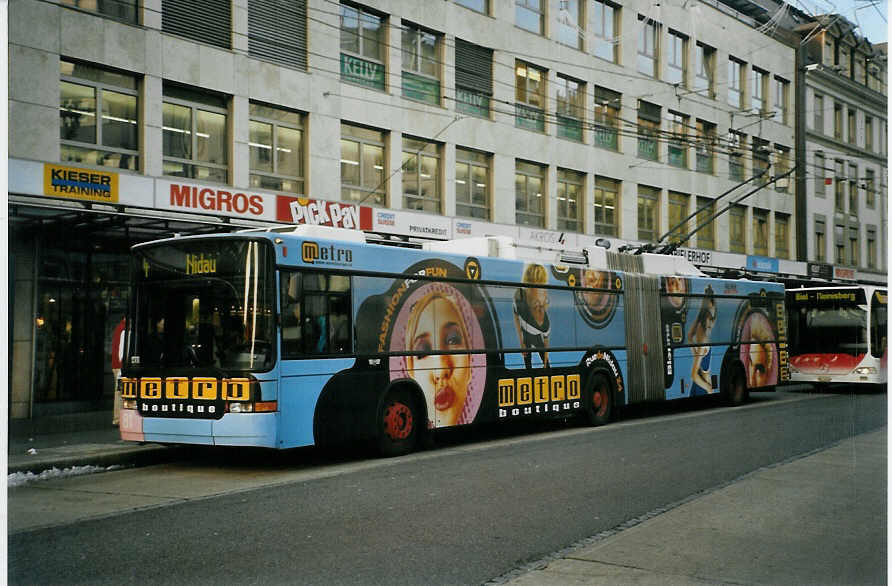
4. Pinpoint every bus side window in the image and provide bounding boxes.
[281,272,304,358]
